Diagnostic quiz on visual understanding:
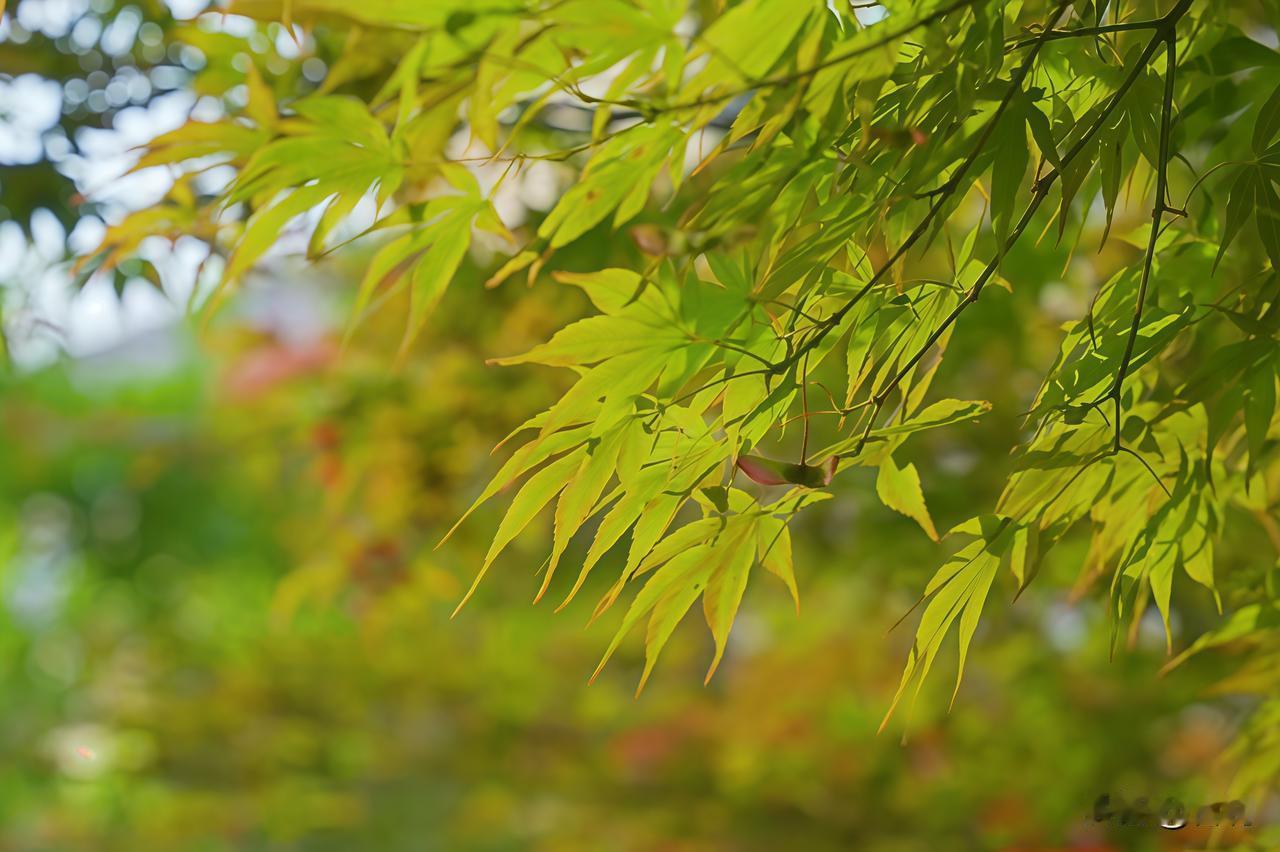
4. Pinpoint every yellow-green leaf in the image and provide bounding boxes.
[875,456,939,541]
